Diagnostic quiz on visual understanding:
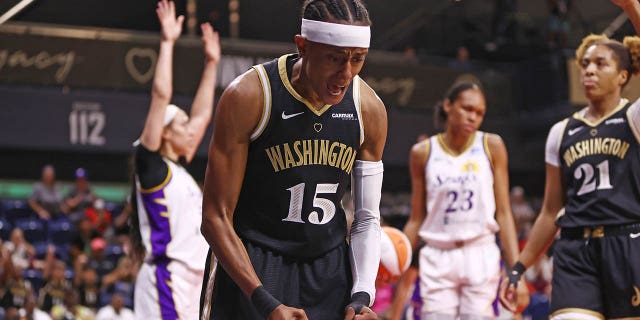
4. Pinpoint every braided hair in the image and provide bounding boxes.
[301,0,371,25]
